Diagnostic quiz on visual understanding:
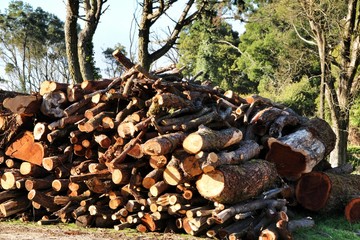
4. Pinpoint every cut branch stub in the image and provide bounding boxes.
[196,160,277,204]
[182,125,243,154]
[266,118,335,180]
[295,172,360,213]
